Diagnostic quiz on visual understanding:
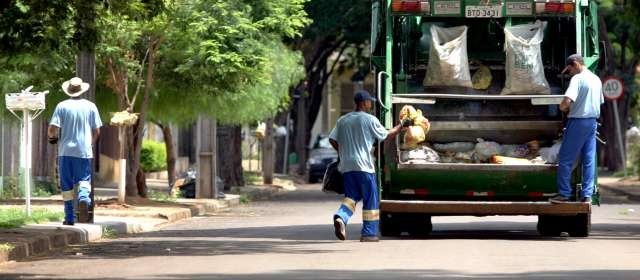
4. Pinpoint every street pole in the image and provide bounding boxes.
[612,100,627,177]
[118,126,126,204]
[283,112,291,174]
[22,110,32,216]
